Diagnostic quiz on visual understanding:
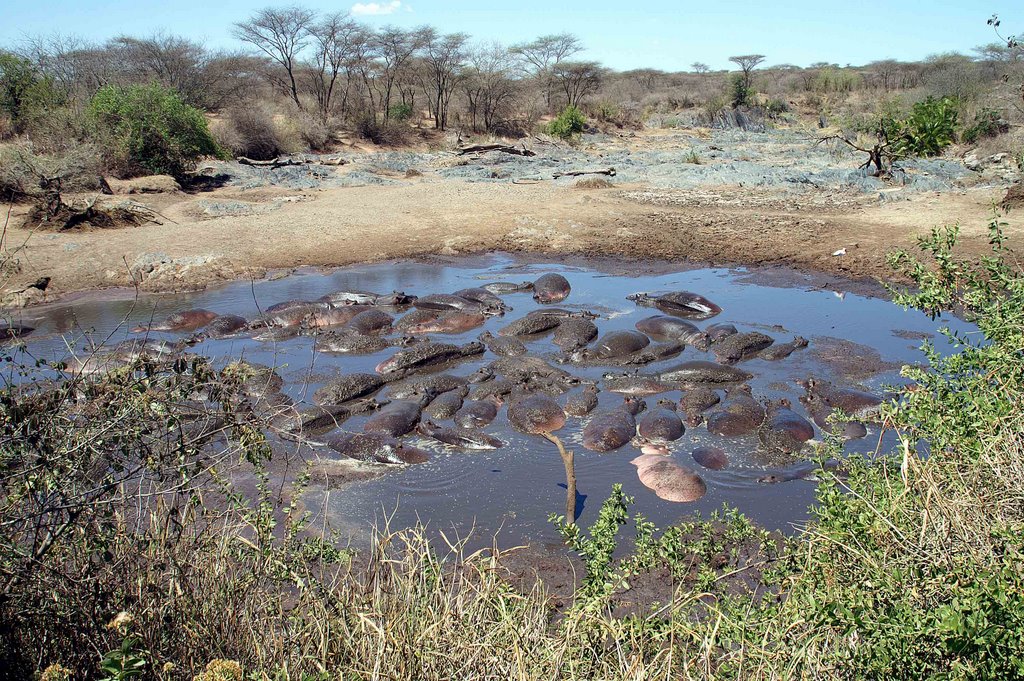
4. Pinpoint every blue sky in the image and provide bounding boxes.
[0,0,1012,71]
